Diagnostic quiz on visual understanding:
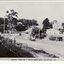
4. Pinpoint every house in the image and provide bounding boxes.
[47,22,64,41]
